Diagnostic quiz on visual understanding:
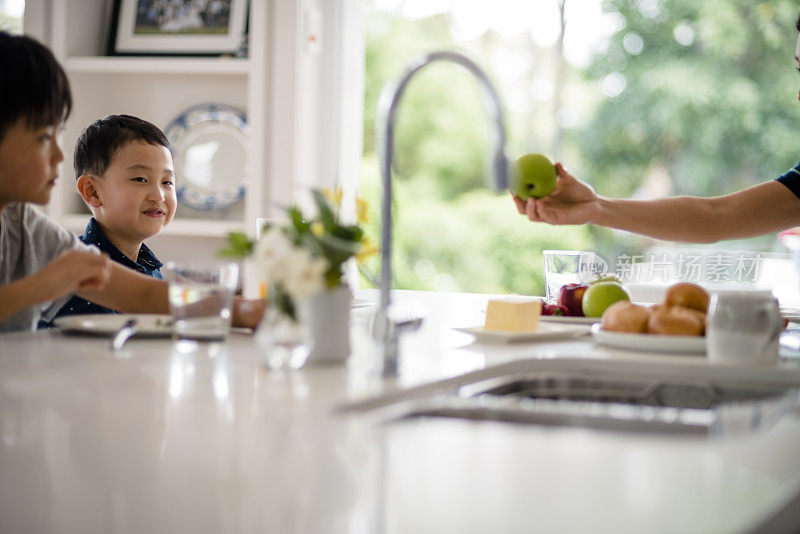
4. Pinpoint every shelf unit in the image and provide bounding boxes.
[65,56,251,75]
[41,0,279,293]
[59,214,245,238]
[30,0,360,294]
[47,0,267,234]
